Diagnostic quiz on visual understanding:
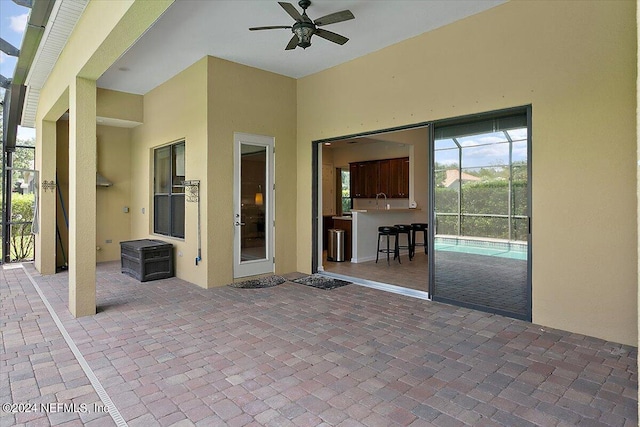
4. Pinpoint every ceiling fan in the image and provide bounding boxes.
[249,1,355,50]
